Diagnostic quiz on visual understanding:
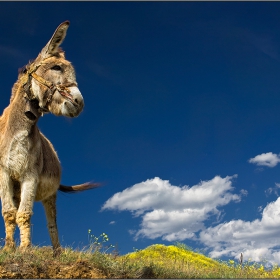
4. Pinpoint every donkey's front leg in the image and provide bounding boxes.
[16,178,38,250]
[0,171,17,250]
